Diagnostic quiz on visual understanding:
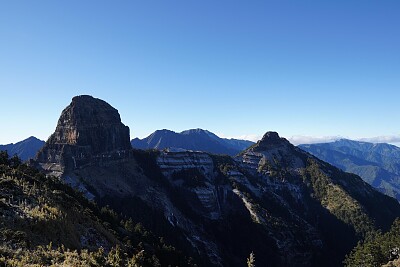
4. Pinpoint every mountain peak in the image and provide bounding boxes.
[52,95,130,152]
[36,96,131,168]
[0,136,45,161]
[151,129,175,135]
[250,131,290,151]
[261,131,281,142]
[132,128,254,155]
[180,128,212,135]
